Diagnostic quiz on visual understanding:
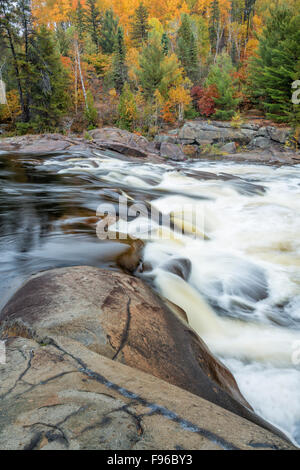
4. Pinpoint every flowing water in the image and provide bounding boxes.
[0,148,300,445]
